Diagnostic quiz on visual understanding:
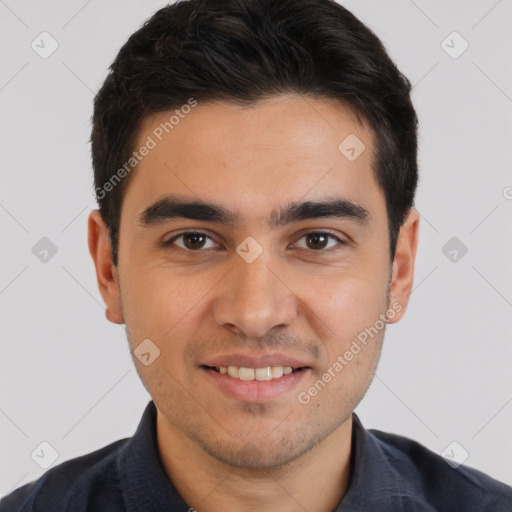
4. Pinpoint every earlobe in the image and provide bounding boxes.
[87,210,125,325]
[387,207,420,324]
